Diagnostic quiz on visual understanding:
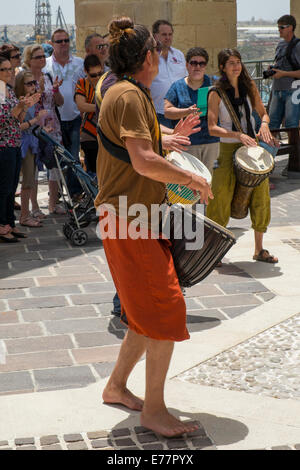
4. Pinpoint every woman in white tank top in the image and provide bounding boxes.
[206,48,278,264]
